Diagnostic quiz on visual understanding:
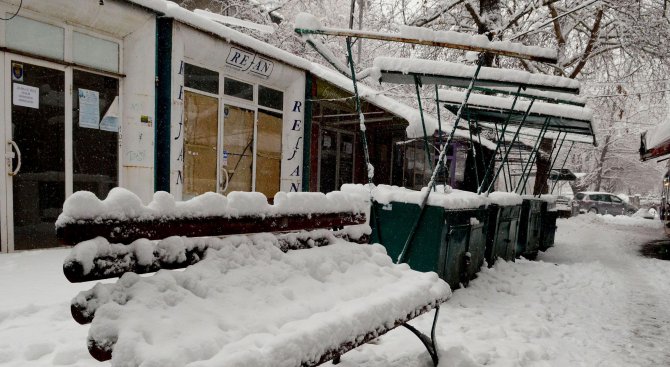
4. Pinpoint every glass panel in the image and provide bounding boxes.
[339,133,354,187]
[256,109,282,197]
[72,70,119,199]
[319,129,337,193]
[11,62,65,250]
[258,85,283,110]
[222,105,254,194]
[73,32,119,73]
[224,78,253,101]
[6,16,64,60]
[184,63,219,95]
[183,91,219,199]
